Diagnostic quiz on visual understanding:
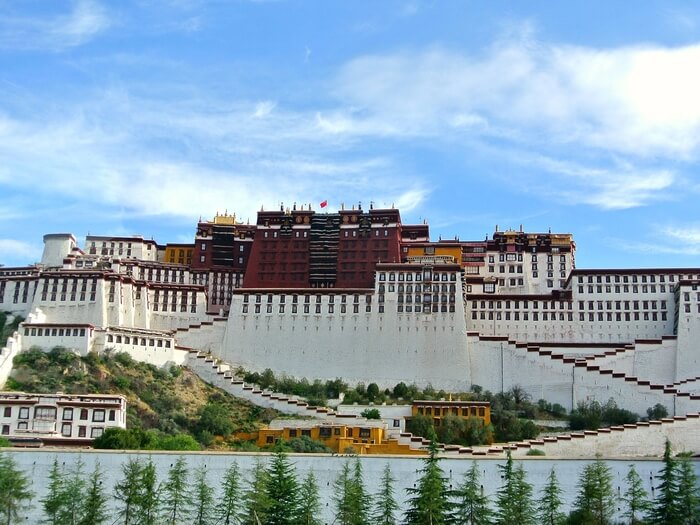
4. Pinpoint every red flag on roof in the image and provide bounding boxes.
[320,200,328,208]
